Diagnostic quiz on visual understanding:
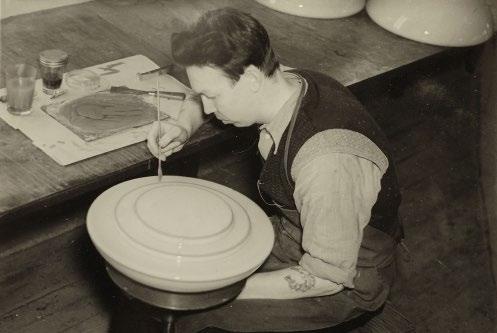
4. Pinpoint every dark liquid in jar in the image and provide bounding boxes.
[42,73,63,89]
